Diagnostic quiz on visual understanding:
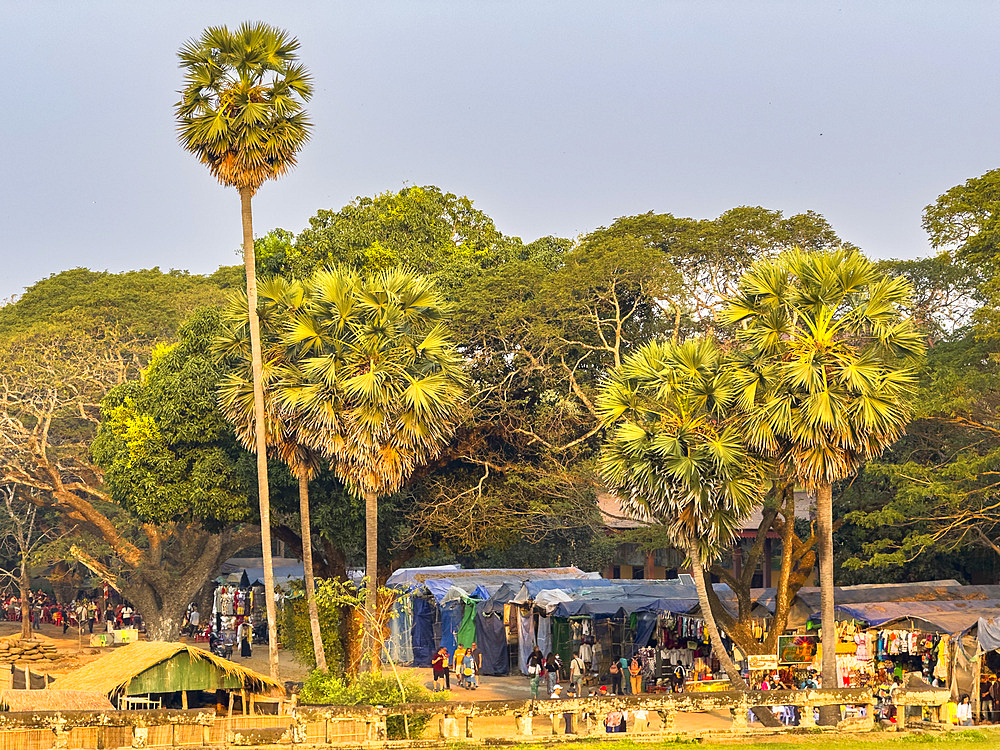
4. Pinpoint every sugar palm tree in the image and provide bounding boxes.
[721,248,924,717]
[280,267,467,670]
[597,337,766,689]
[176,22,312,680]
[216,277,327,671]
